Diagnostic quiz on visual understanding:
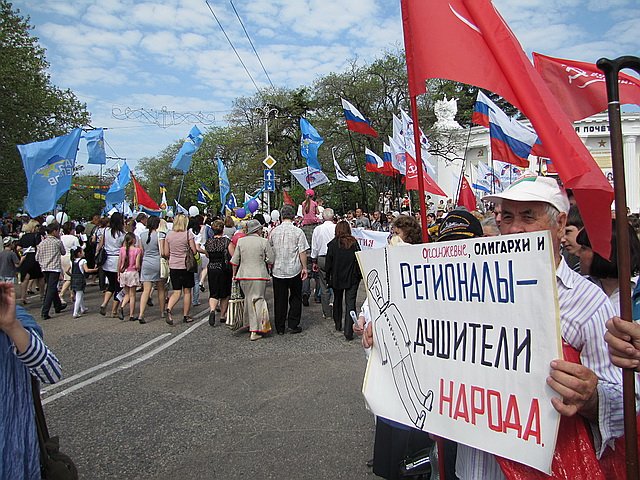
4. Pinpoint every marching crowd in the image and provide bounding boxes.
[3,179,640,478]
